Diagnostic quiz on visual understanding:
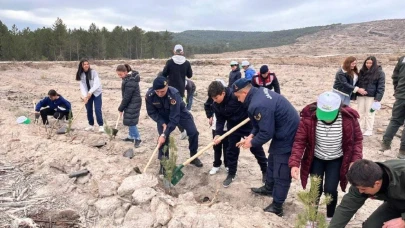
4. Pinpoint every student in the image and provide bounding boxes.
[251,65,280,94]
[228,61,241,87]
[185,79,196,111]
[357,56,385,136]
[289,91,363,222]
[241,61,256,80]
[35,89,72,125]
[332,56,367,105]
[116,64,142,148]
[329,159,405,228]
[381,55,405,159]
[76,59,104,132]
